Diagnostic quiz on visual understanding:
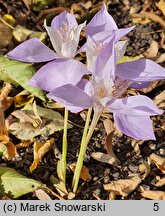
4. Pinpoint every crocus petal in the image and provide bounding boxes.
[129,82,150,89]
[51,11,78,29]
[115,26,135,42]
[44,20,63,57]
[29,59,90,92]
[6,38,58,62]
[115,40,128,61]
[114,114,156,140]
[94,34,116,81]
[107,95,163,116]
[86,3,117,37]
[116,59,165,82]
[48,84,93,112]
